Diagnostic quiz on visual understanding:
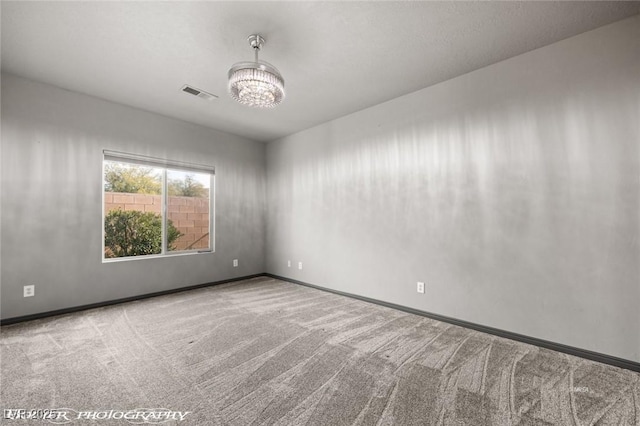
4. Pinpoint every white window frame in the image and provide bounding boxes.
[102,150,215,262]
